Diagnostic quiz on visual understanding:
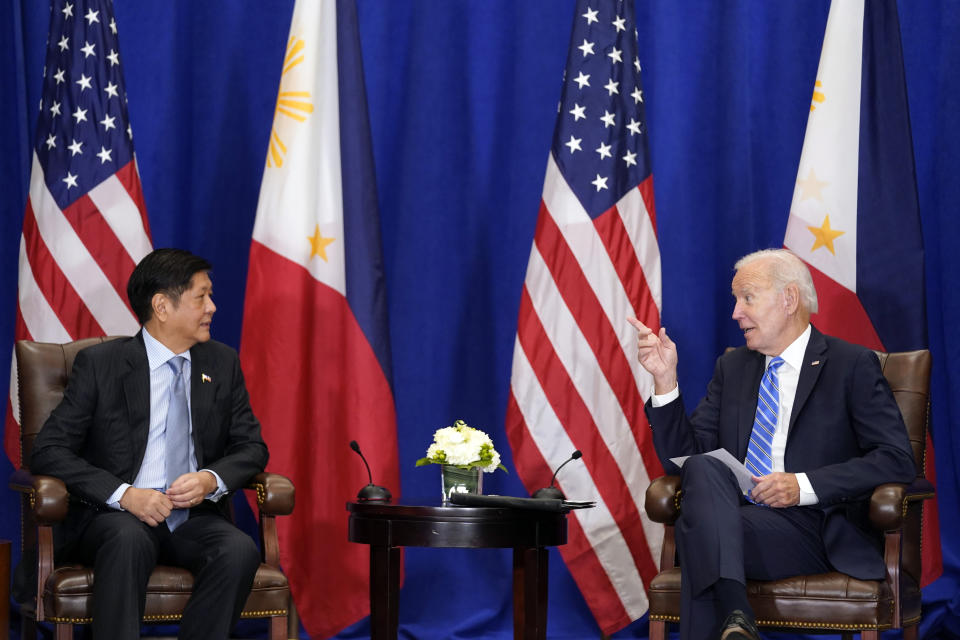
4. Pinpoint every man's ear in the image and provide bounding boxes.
[151,292,168,322]
[782,284,800,314]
